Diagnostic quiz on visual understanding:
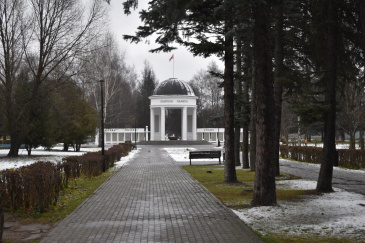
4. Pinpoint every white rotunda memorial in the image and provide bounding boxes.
[149,78,198,141]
